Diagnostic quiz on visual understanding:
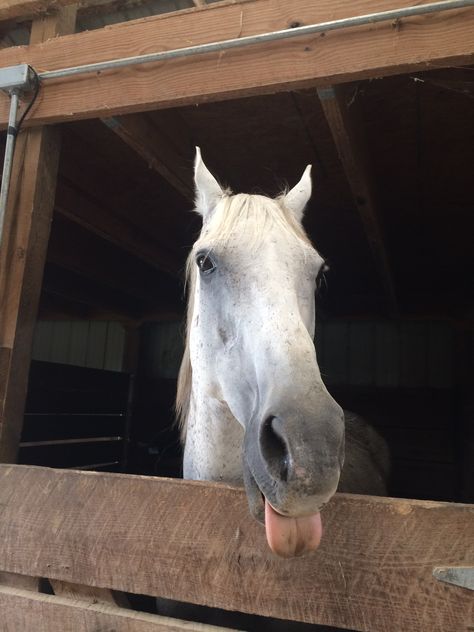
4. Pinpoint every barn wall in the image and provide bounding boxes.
[32,321,125,372]
[316,320,453,389]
